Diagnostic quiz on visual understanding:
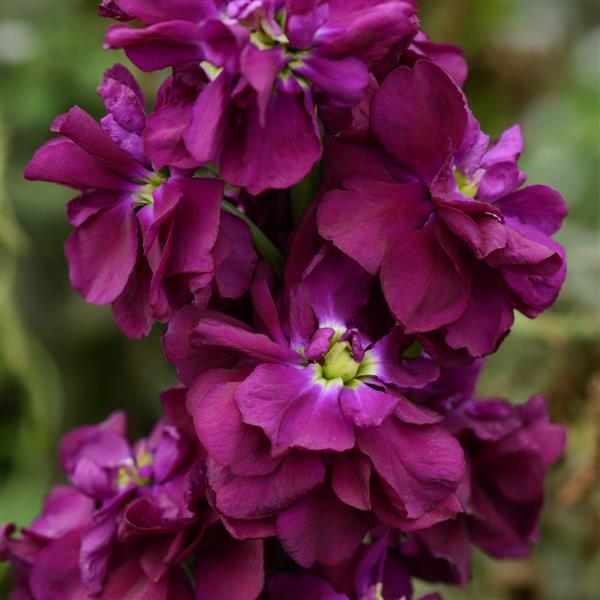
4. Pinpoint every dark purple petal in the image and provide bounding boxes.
[27,486,94,541]
[192,313,299,364]
[163,306,237,386]
[495,185,567,236]
[220,91,321,195]
[208,453,325,520]
[269,573,347,600]
[112,252,153,339]
[331,451,371,511]
[318,178,431,275]
[236,364,355,454]
[51,106,149,181]
[277,485,370,567]
[381,225,471,333]
[108,0,217,24]
[444,265,514,357]
[97,64,146,137]
[196,535,264,600]
[213,212,258,299]
[30,531,88,600]
[369,328,440,389]
[193,379,280,476]
[295,55,369,106]
[372,60,468,183]
[358,417,465,519]
[303,244,373,326]
[339,383,399,428]
[65,200,138,305]
[25,139,135,192]
[184,72,231,165]
[104,21,203,72]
